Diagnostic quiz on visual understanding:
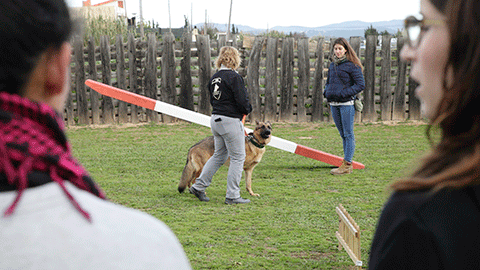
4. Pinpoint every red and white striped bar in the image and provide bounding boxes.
[85,80,365,169]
